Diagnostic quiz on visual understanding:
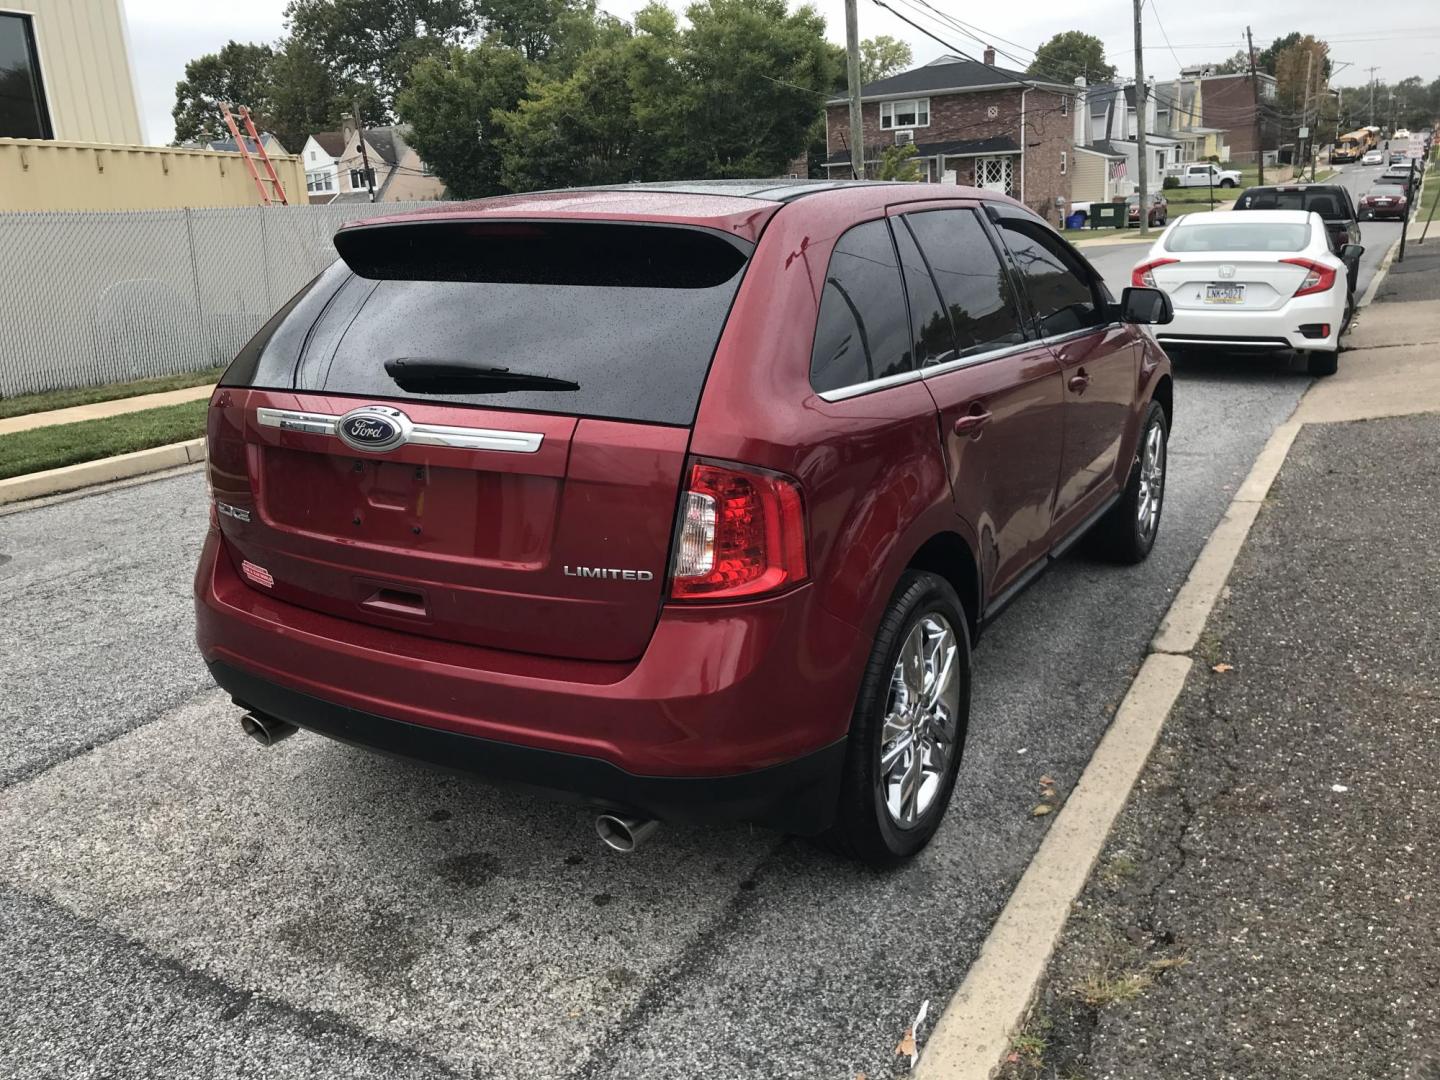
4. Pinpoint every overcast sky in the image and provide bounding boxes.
[122,0,1439,145]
